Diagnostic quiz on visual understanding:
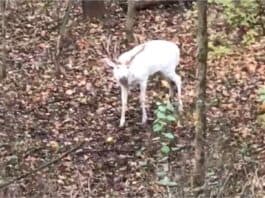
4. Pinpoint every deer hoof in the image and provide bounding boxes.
[178,102,183,112]
[119,119,125,127]
[141,117,147,125]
